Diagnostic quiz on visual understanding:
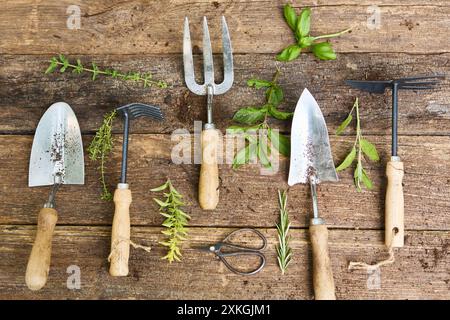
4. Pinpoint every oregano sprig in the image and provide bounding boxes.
[336,98,380,191]
[46,54,168,88]
[151,179,190,263]
[278,4,351,61]
[276,190,293,275]
[88,110,117,201]
[228,69,292,169]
